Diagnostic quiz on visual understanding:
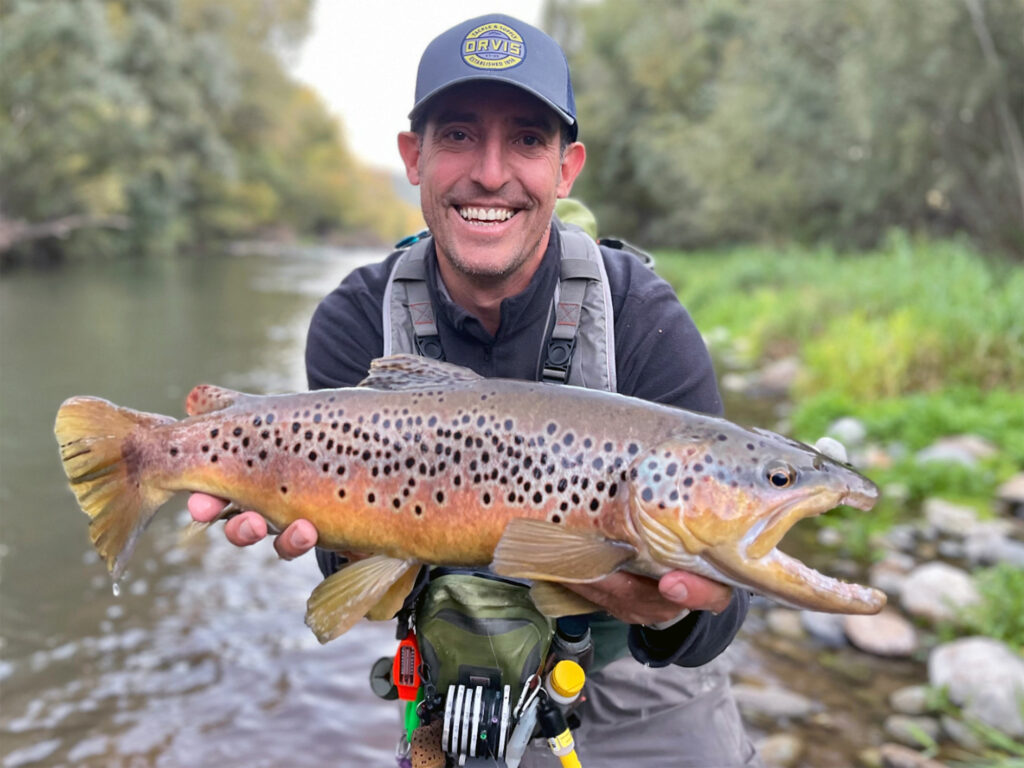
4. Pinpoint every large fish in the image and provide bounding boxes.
[55,355,885,642]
